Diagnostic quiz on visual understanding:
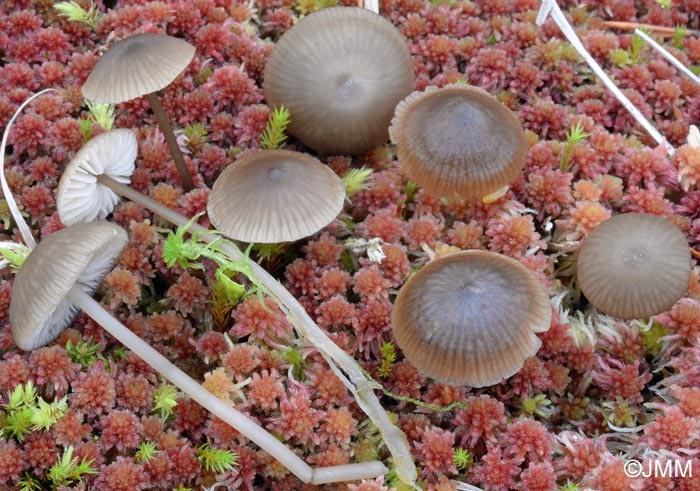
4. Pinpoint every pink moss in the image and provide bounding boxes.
[231,296,292,343]
[95,457,150,491]
[470,446,521,491]
[414,426,458,478]
[100,410,144,451]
